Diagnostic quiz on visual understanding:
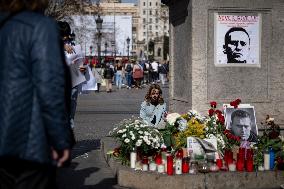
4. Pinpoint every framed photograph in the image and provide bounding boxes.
[224,105,258,142]
[214,13,262,67]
